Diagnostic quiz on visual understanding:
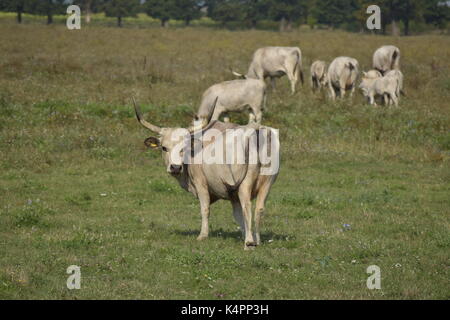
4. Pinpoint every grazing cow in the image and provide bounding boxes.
[385,69,405,98]
[359,71,401,106]
[133,99,279,250]
[232,46,304,94]
[373,45,400,75]
[327,56,359,100]
[310,60,328,91]
[193,78,267,129]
